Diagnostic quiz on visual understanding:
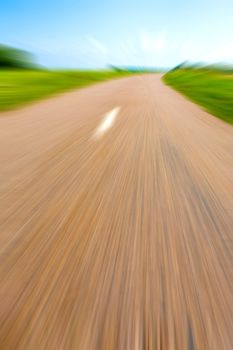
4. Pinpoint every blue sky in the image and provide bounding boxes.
[1,0,233,68]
